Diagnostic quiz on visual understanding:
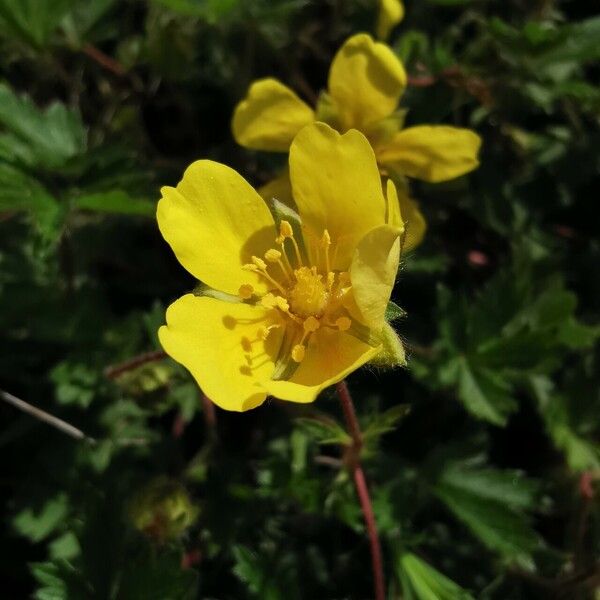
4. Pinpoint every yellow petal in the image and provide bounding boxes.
[159,295,281,411]
[264,327,380,403]
[232,78,315,152]
[378,125,482,182]
[258,170,294,207]
[376,0,405,40]
[157,160,276,295]
[385,177,404,231]
[350,225,401,328]
[328,33,406,130]
[399,194,426,252]
[289,122,387,269]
